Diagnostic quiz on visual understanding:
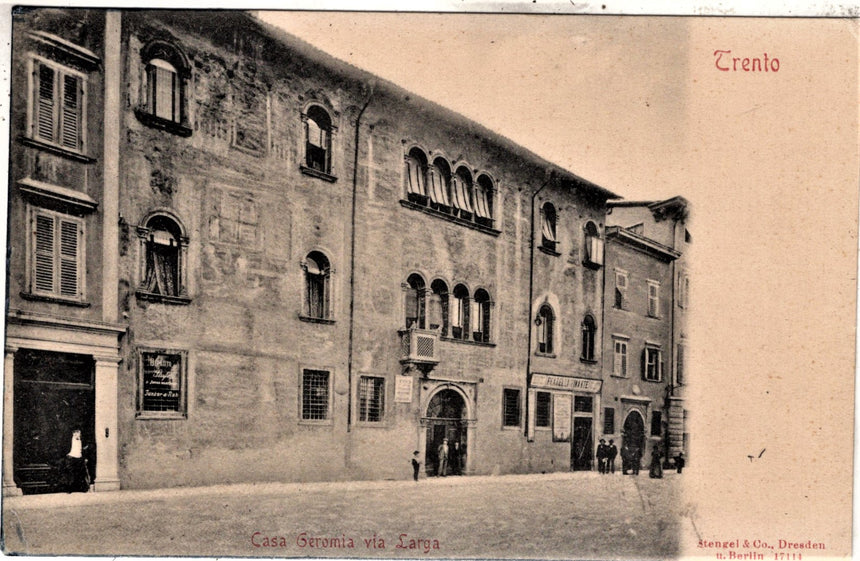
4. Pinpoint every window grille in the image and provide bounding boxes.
[302,370,330,420]
[359,376,385,422]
